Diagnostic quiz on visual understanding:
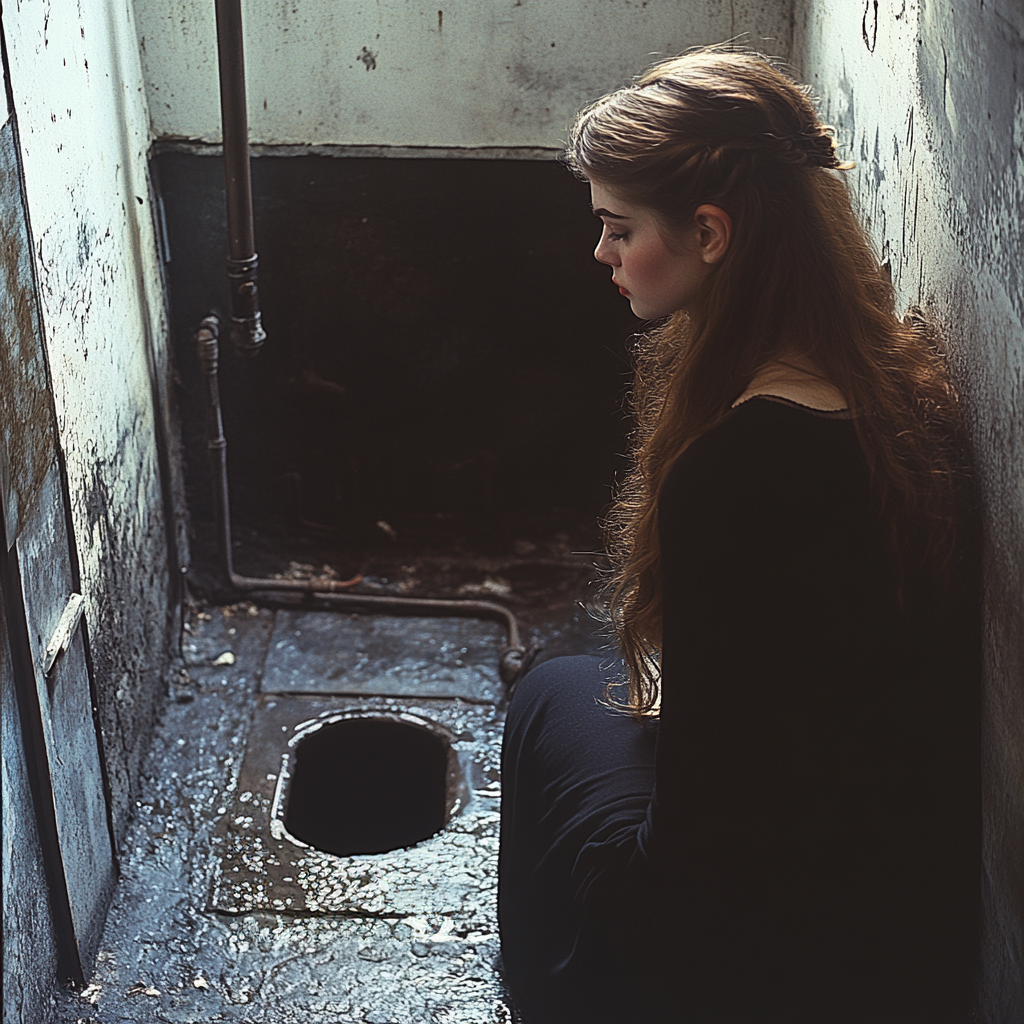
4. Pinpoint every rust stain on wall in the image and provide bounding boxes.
[0,122,58,544]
